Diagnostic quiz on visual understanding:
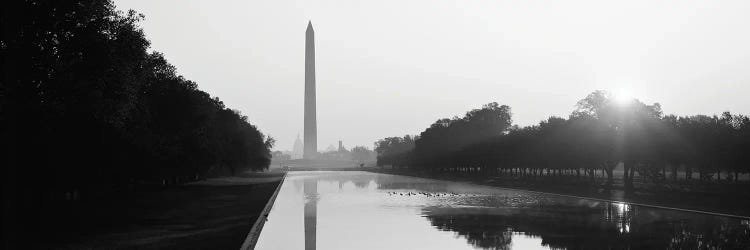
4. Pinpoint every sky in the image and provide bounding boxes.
[114,0,750,151]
